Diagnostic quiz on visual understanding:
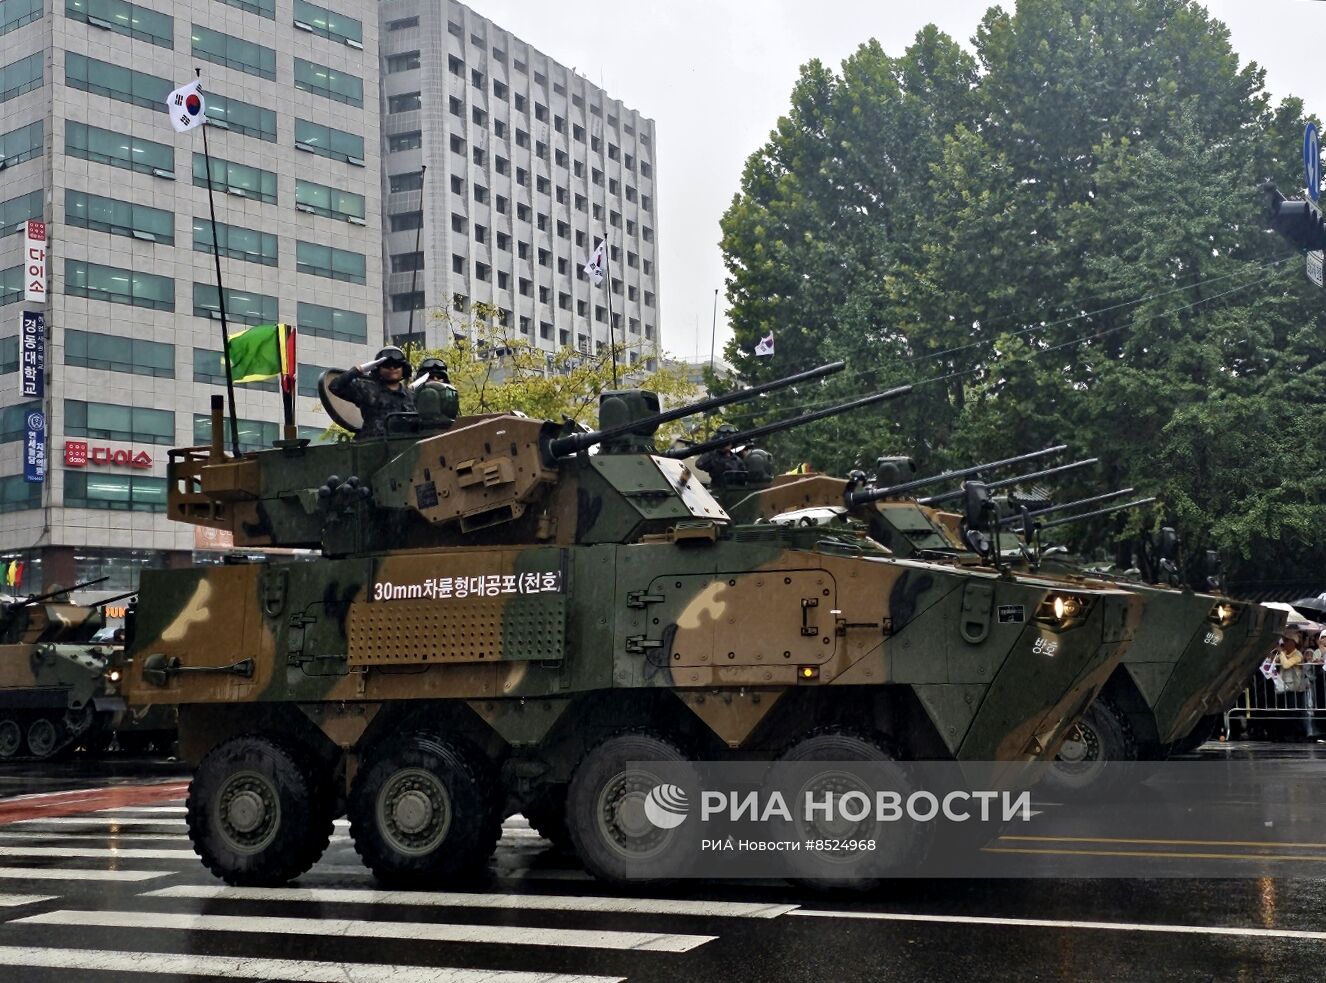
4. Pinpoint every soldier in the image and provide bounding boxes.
[696,423,748,488]
[413,357,451,385]
[330,347,415,441]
